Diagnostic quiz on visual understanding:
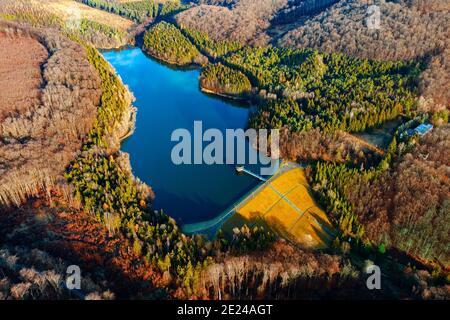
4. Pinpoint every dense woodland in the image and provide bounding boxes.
[0,193,177,300]
[199,63,251,97]
[278,128,377,164]
[175,0,288,45]
[143,21,207,65]
[271,0,339,25]
[230,46,419,133]
[194,239,449,299]
[2,195,447,300]
[279,0,450,107]
[309,125,450,265]
[78,0,187,23]
[250,98,313,132]
[77,18,126,47]
[0,0,62,29]
[0,246,115,299]
[180,26,242,58]
[0,203,119,300]
[175,0,449,108]
[348,126,449,264]
[148,21,420,133]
